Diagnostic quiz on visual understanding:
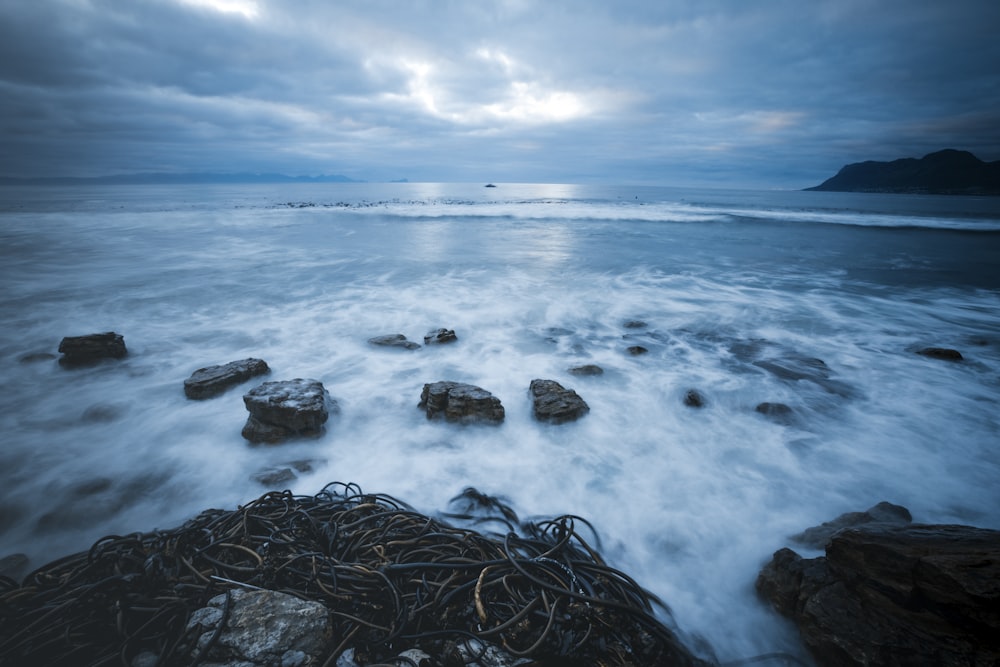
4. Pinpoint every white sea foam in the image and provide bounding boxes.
[1,183,998,663]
